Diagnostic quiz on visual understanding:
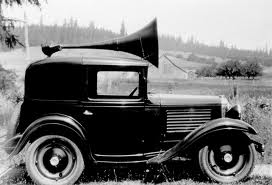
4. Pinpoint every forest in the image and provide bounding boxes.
[6,18,272,67]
